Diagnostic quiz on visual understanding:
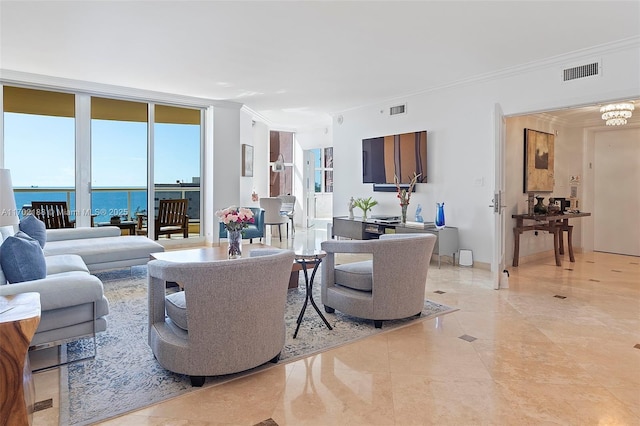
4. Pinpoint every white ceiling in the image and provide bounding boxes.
[1,1,639,128]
